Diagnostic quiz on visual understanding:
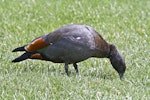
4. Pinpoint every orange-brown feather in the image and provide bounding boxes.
[30,53,45,60]
[25,37,49,52]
